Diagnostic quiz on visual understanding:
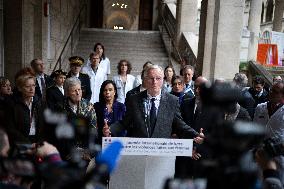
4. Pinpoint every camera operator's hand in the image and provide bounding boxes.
[34,142,59,158]
[103,119,111,137]
[194,128,204,144]
[255,149,277,170]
